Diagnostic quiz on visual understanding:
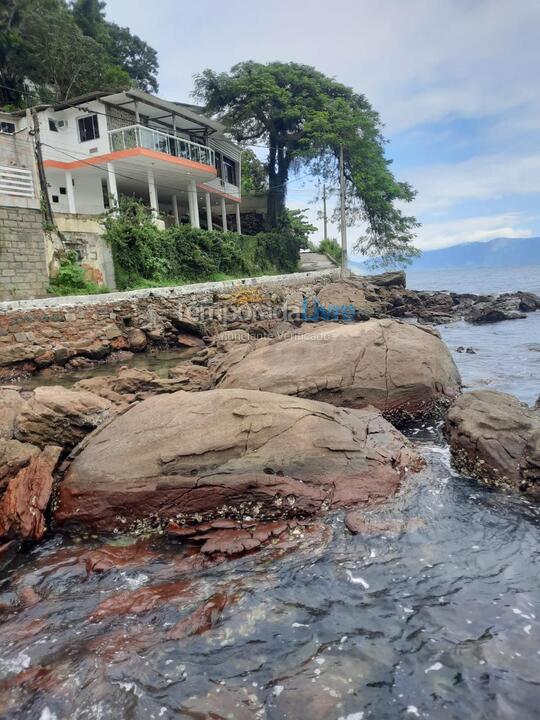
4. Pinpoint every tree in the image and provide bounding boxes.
[106,23,159,93]
[23,0,130,101]
[240,148,268,196]
[194,61,419,265]
[71,1,159,93]
[0,0,158,108]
